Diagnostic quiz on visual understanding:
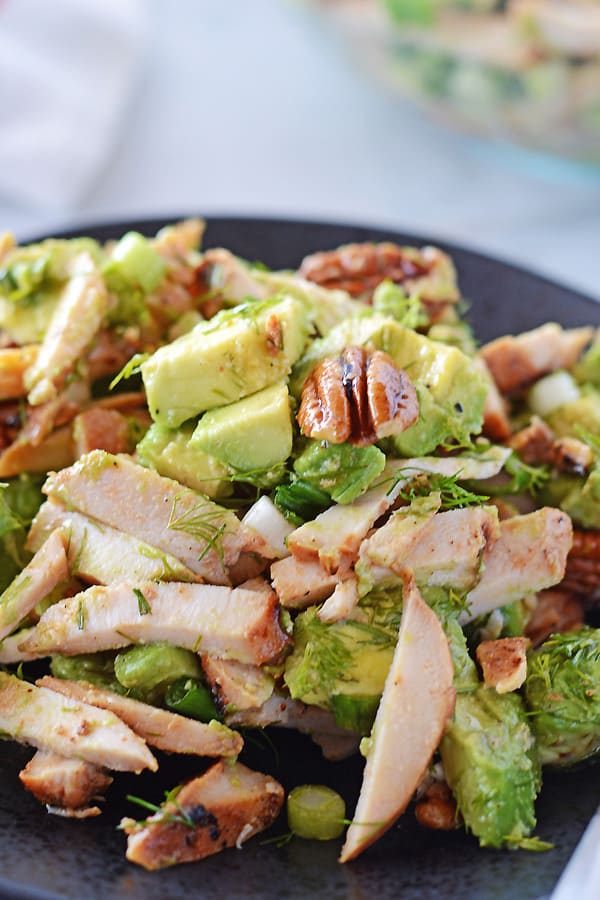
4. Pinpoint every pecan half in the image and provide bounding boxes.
[415,782,458,832]
[297,242,458,312]
[297,347,418,446]
[476,637,530,694]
